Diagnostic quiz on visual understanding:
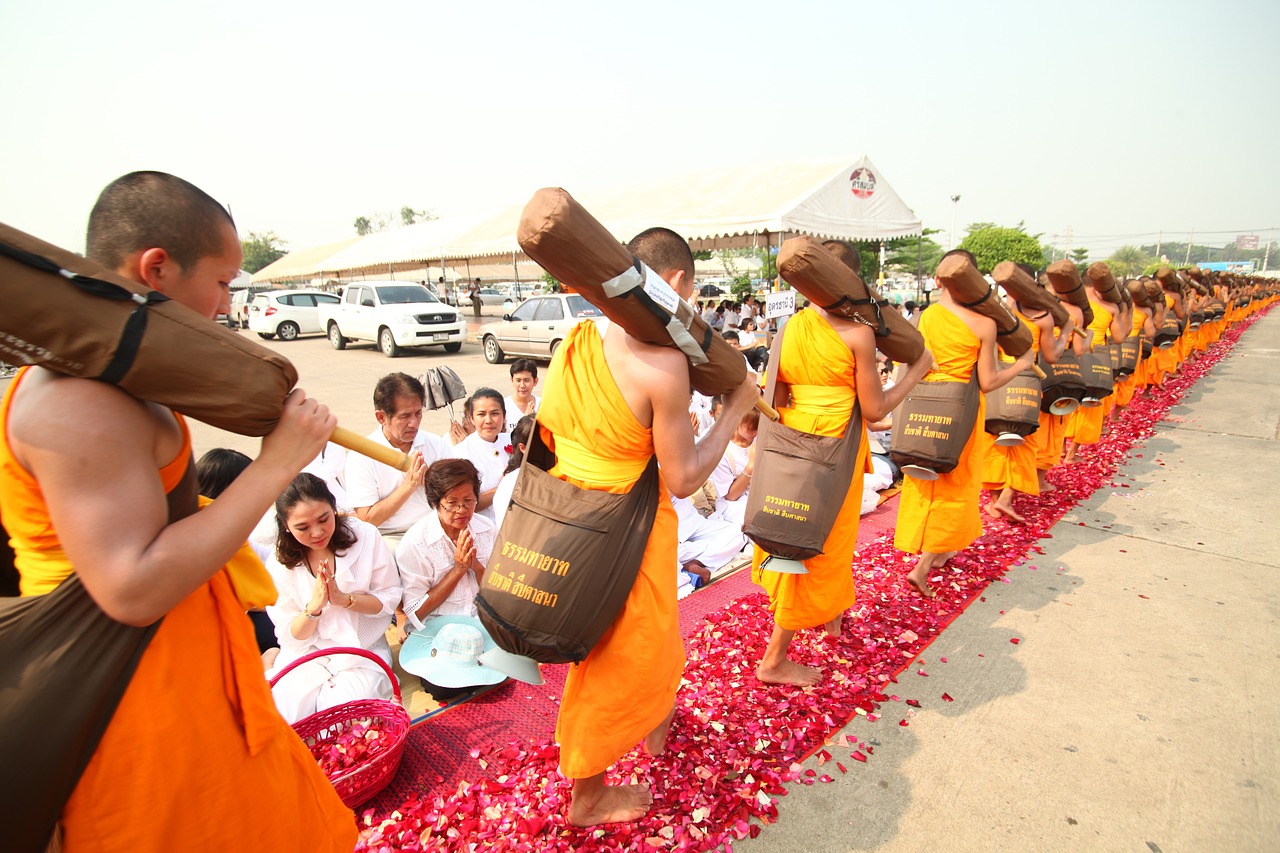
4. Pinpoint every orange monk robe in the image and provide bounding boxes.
[1066,300,1111,447]
[539,322,684,780]
[751,309,866,631]
[1130,309,1152,390]
[980,312,1039,495]
[894,305,985,555]
[0,371,356,853]
[1035,411,1066,470]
